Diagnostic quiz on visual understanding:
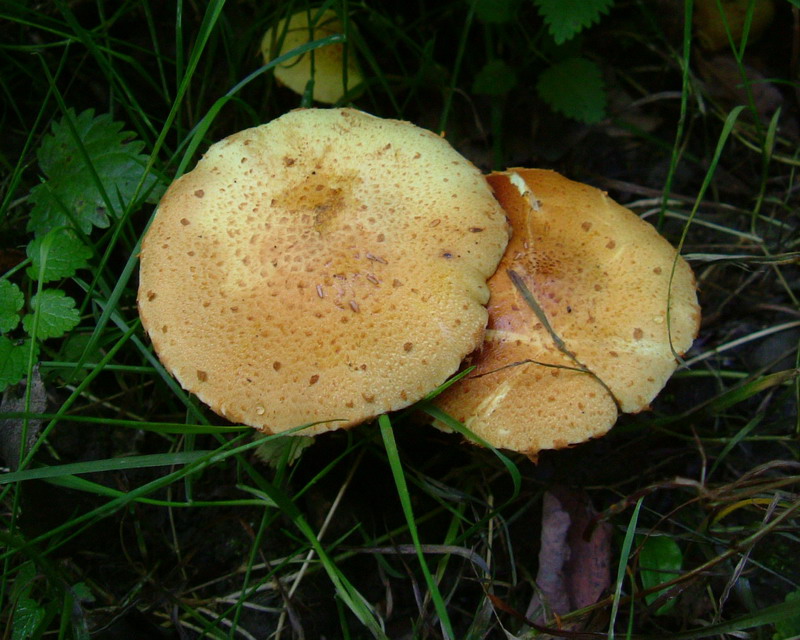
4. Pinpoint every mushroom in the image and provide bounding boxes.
[261,9,363,104]
[138,108,510,435]
[693,0,775,52]
[433,169,701,457]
